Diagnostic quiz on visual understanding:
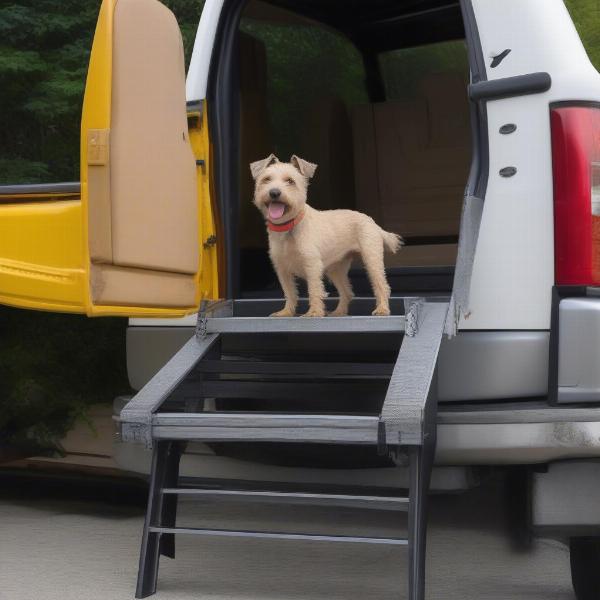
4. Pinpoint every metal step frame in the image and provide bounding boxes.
[120,297,449,600]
